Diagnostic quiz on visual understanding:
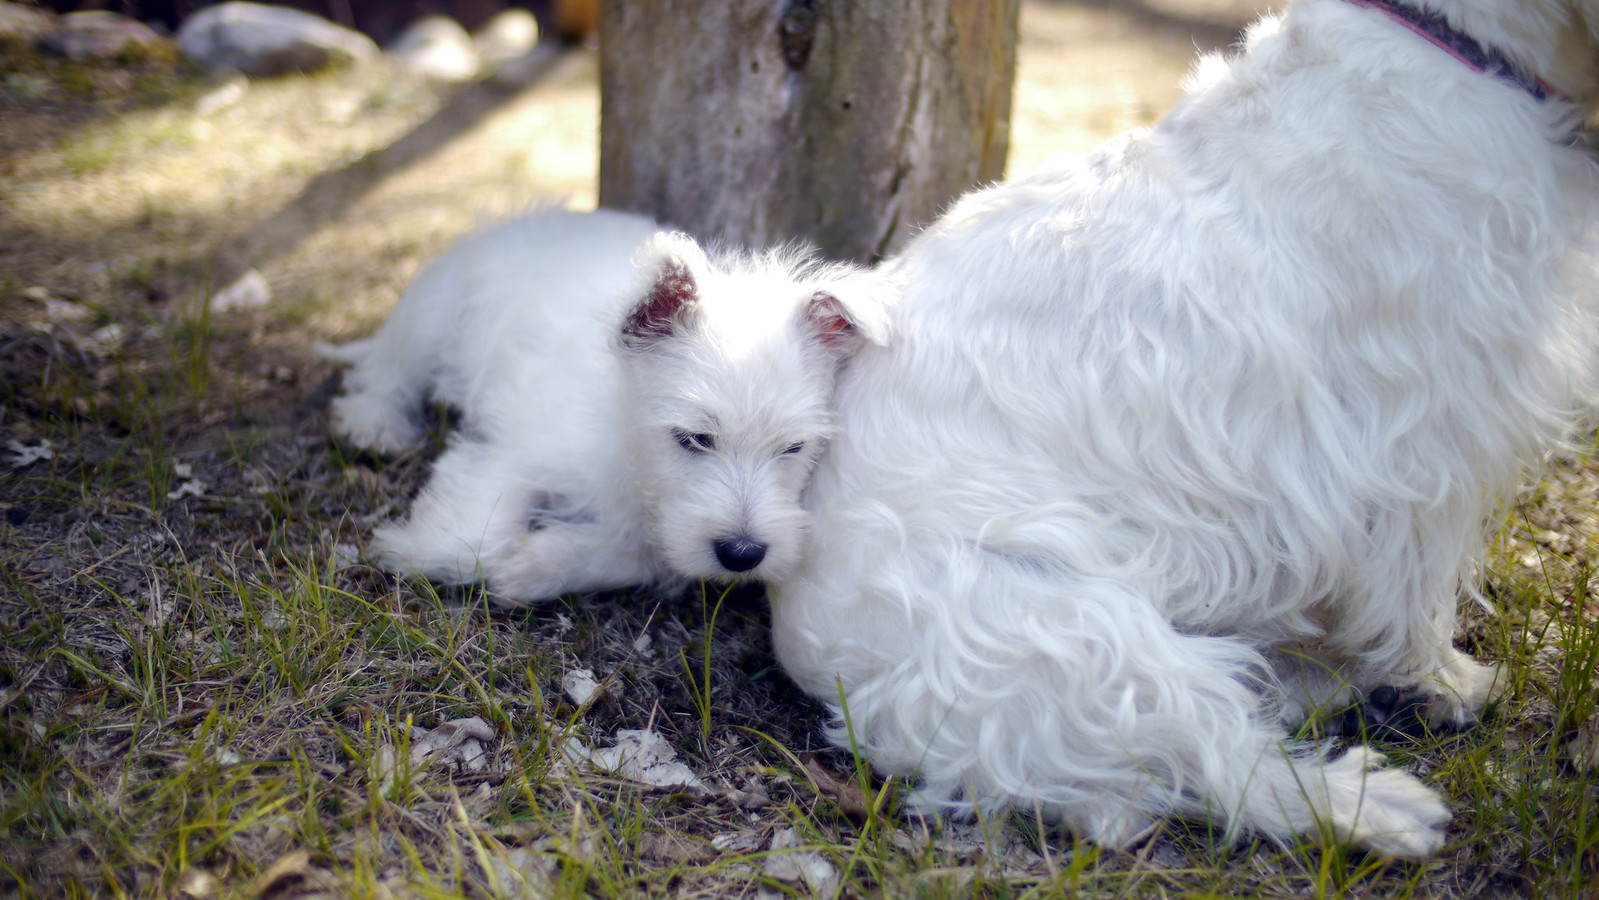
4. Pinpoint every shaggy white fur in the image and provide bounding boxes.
[769,0,1599,857]
[322,209,884,601]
